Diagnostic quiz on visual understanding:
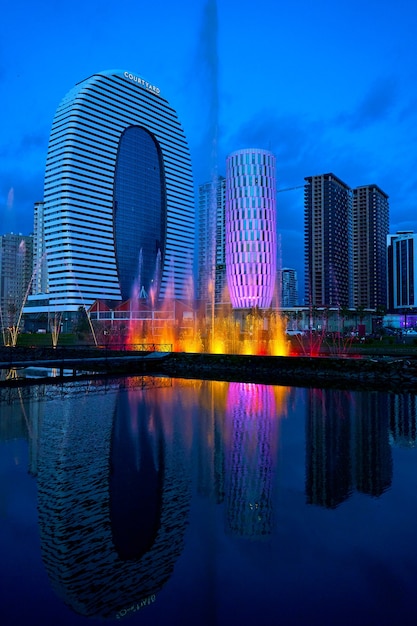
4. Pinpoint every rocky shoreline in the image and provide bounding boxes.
[157,352,417,392]
[1,346,417,392]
